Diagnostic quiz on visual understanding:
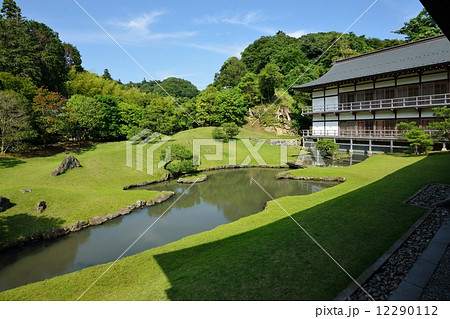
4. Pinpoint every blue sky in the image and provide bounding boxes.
[16,0,424,90]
